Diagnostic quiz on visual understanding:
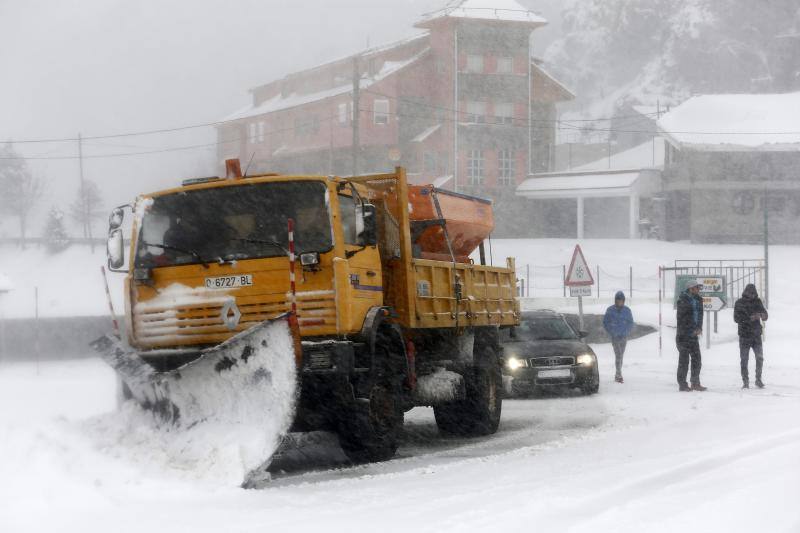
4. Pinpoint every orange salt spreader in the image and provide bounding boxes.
[407,185,494,263]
